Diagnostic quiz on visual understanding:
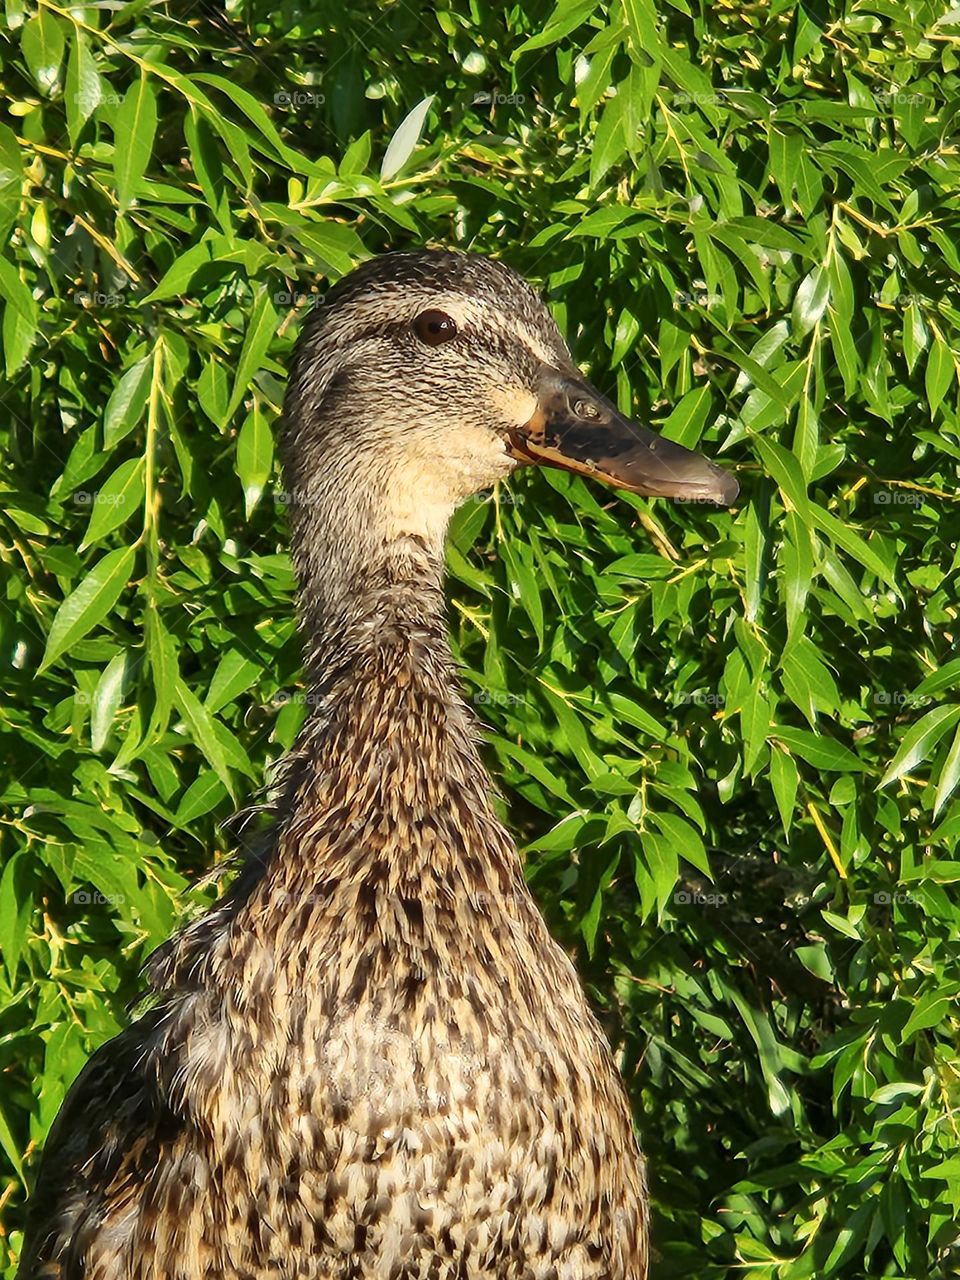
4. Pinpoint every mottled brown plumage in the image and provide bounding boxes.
[18,251,737,1278]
